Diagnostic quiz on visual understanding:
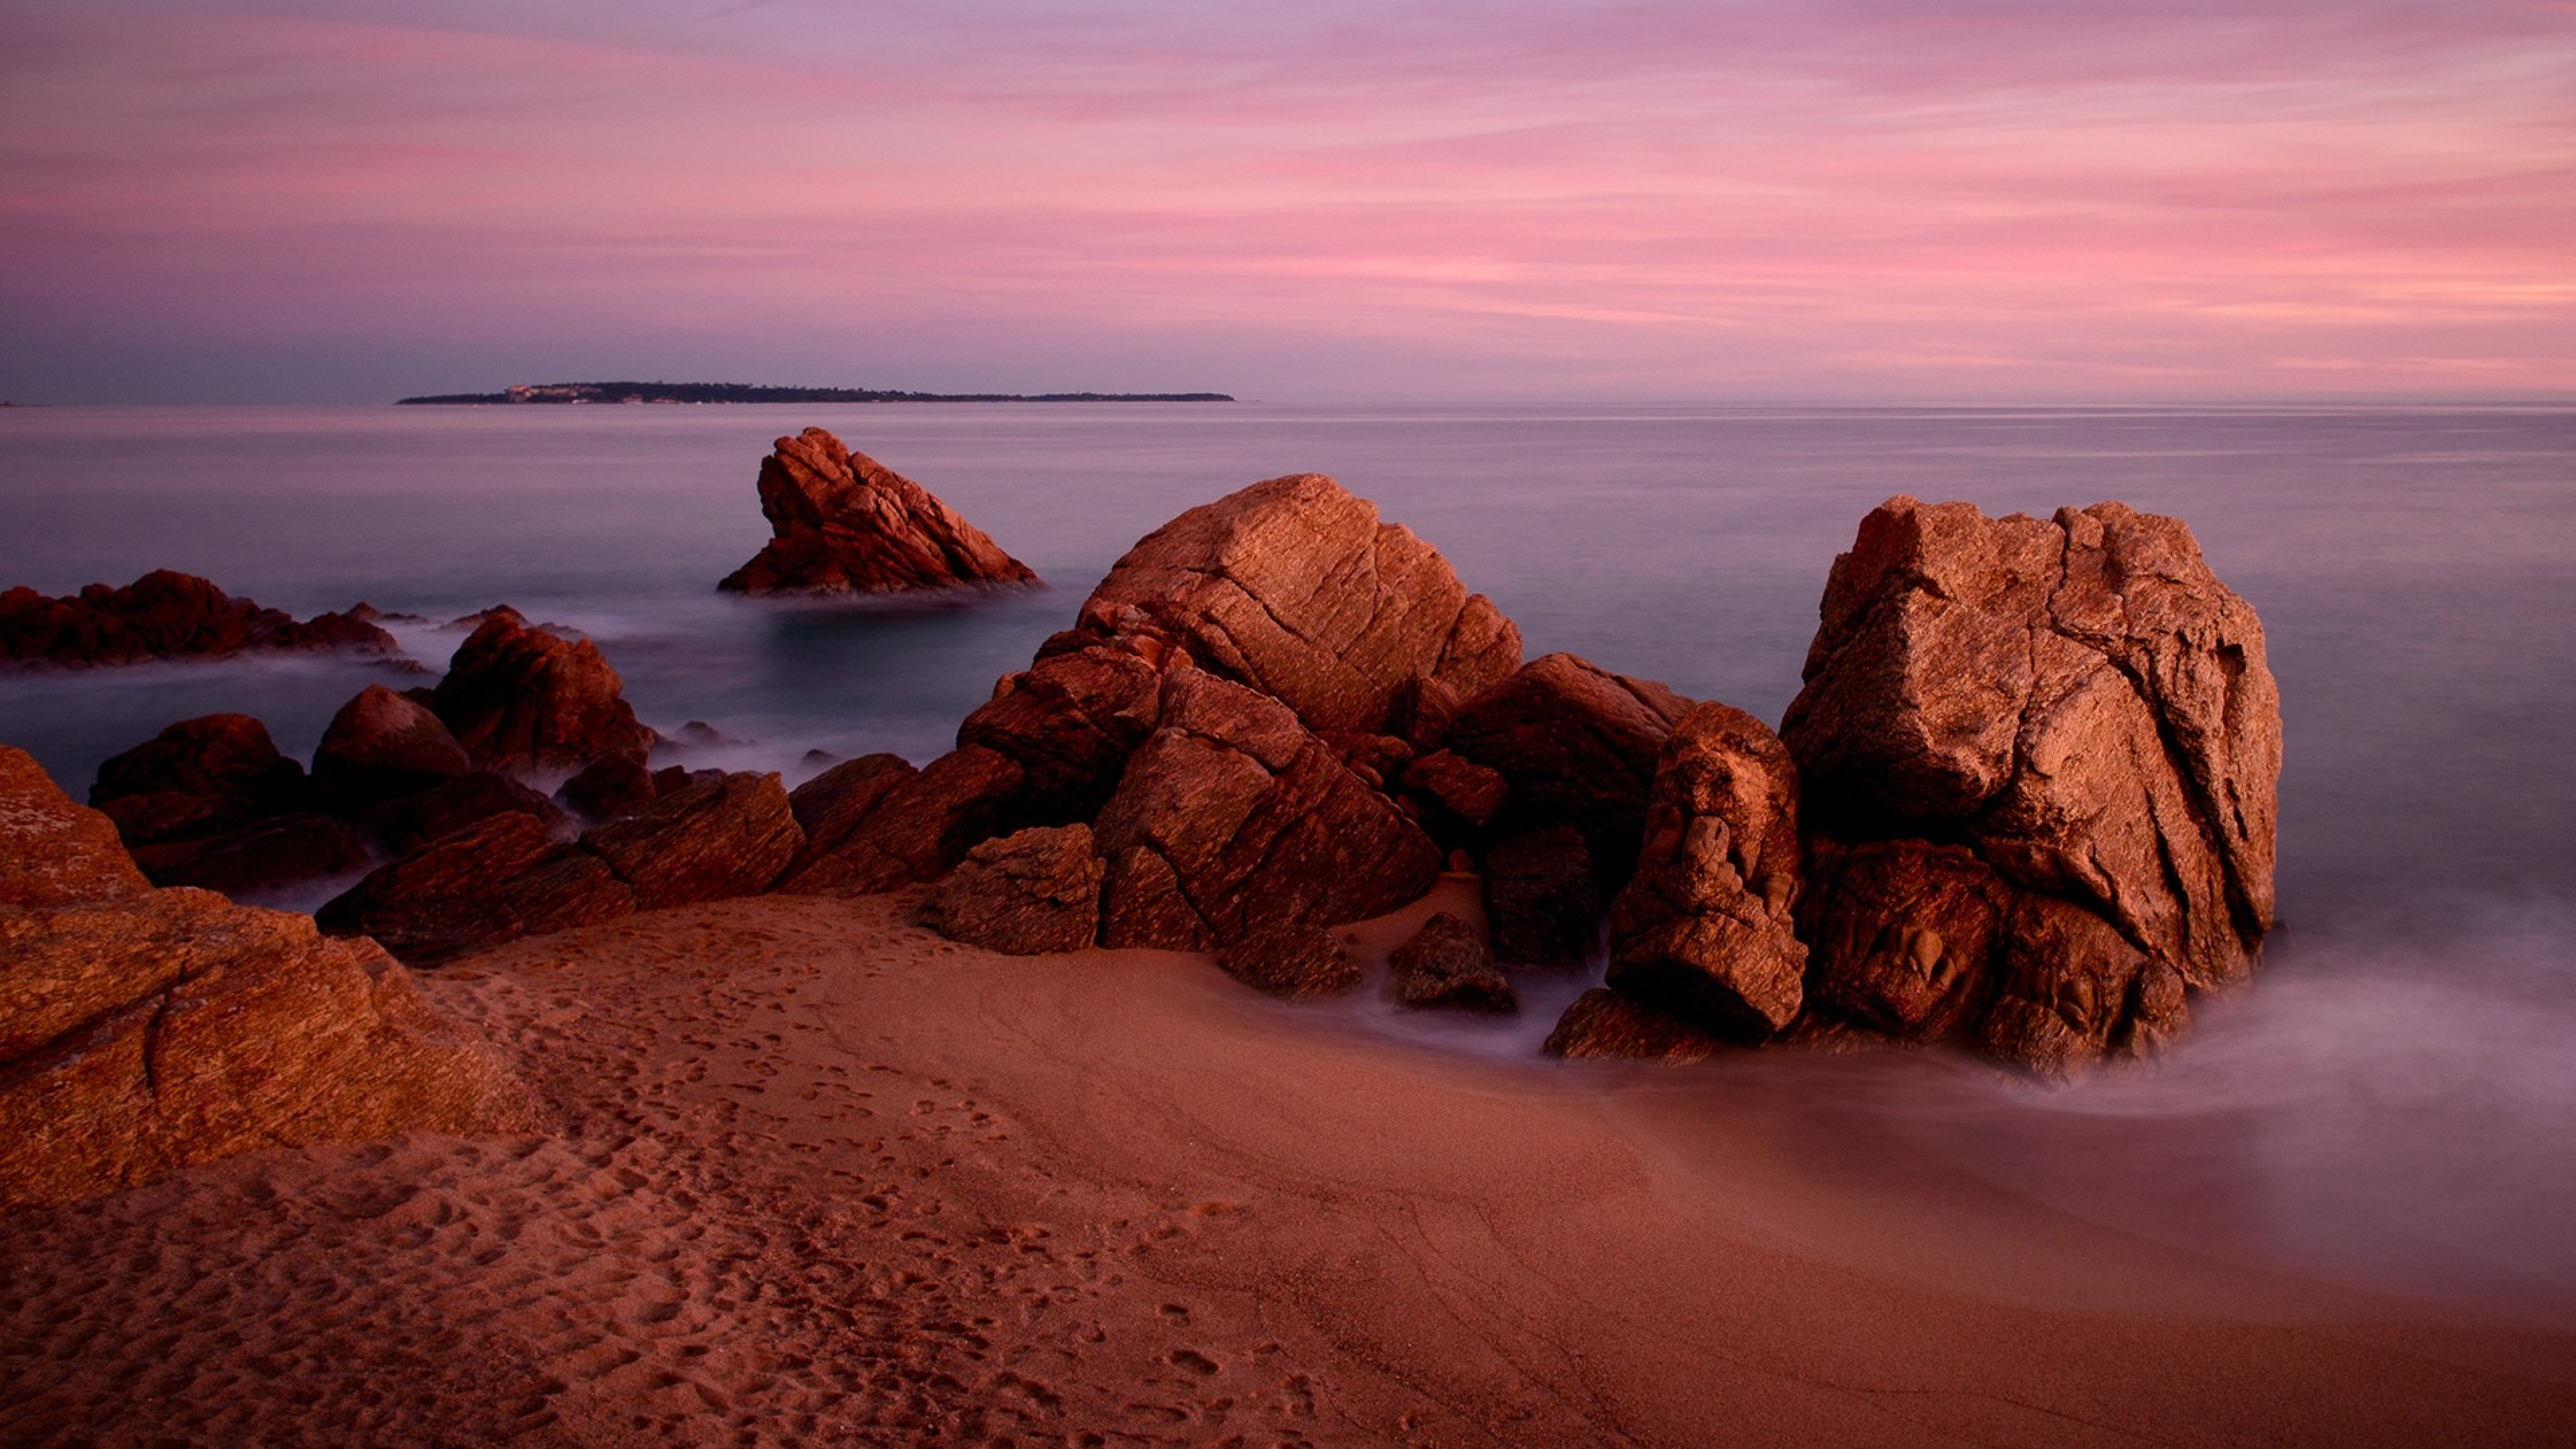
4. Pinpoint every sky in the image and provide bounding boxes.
[2,0,2572,403]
